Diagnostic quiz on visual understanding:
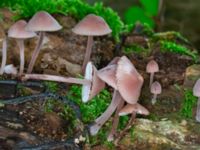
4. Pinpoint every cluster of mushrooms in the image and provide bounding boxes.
[1,10,166,141]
